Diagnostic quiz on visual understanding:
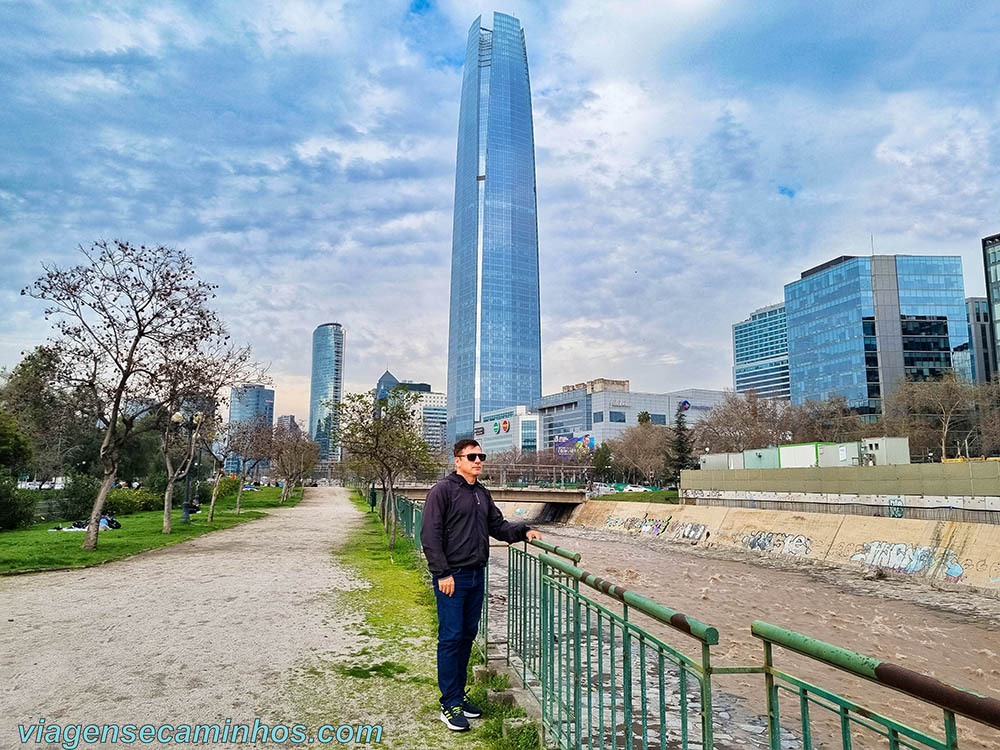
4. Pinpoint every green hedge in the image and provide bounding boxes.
[104,487,161,516]
[0,472,36,530]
